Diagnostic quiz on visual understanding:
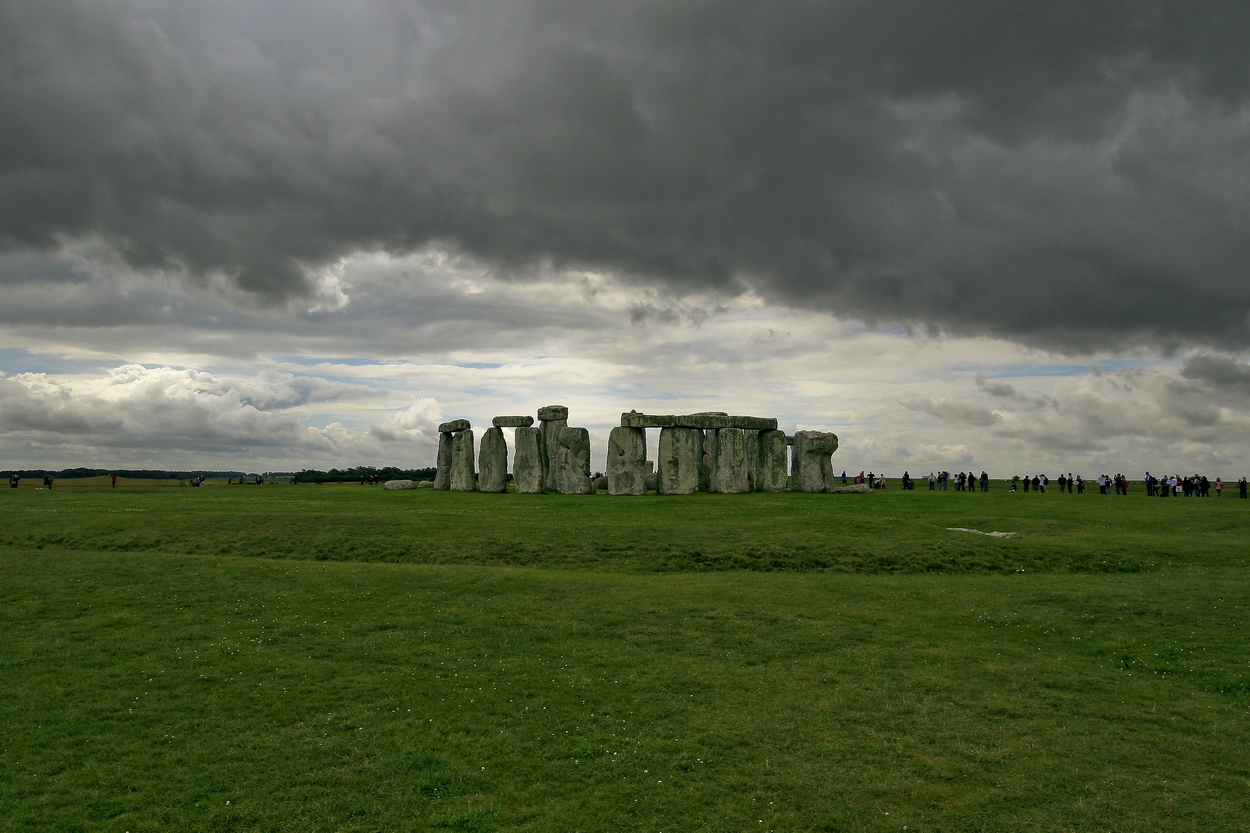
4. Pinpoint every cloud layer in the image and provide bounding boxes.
[3,1,1250,350]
